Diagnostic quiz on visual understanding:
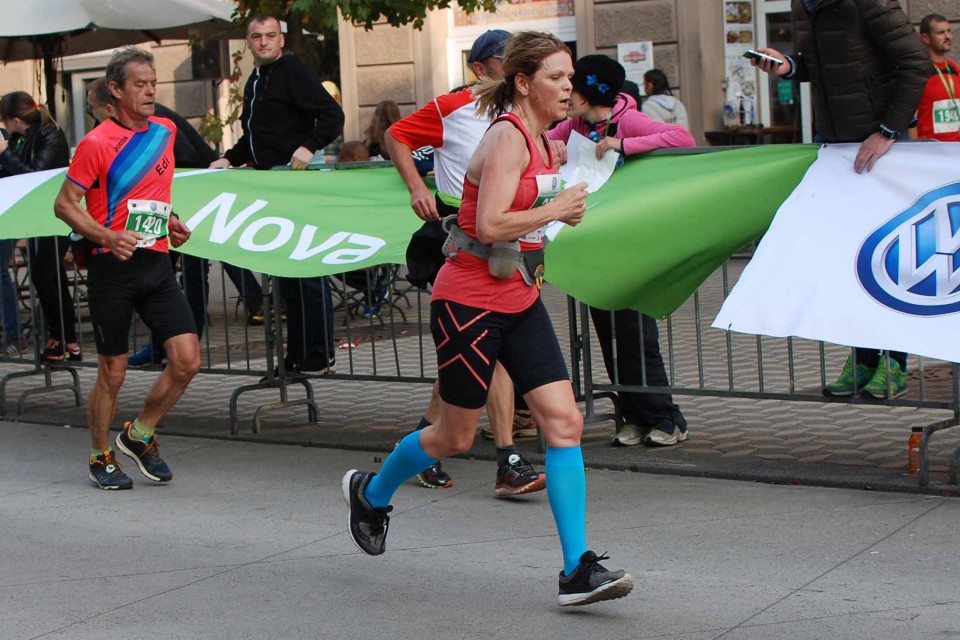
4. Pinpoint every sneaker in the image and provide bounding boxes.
[479,410,539,441]
[361,304,380,319]
[115,421,172,483]
[643,425,689,447]
[823,355,875,397]
[127,344,160,367]
[247,308,265,326]
[417,461,453,489]
[341,469,392,555]
[558,550,634,607]
[66,344,81,361]
[296,353,336,374]
[88,451,133,490]
[612,424,645,447]
[862,360,908,399]
[511,409,539,438]
[494,453,546,497]
[41,339,66,362]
